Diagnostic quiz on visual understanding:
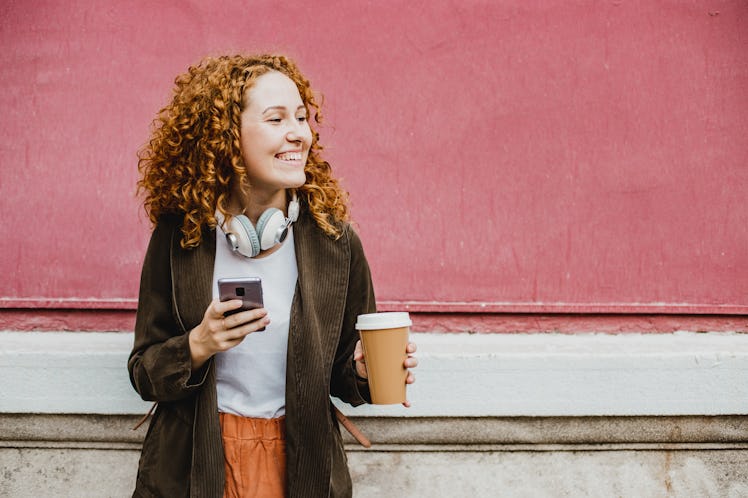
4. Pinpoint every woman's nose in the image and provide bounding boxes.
[286,122,304,142]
